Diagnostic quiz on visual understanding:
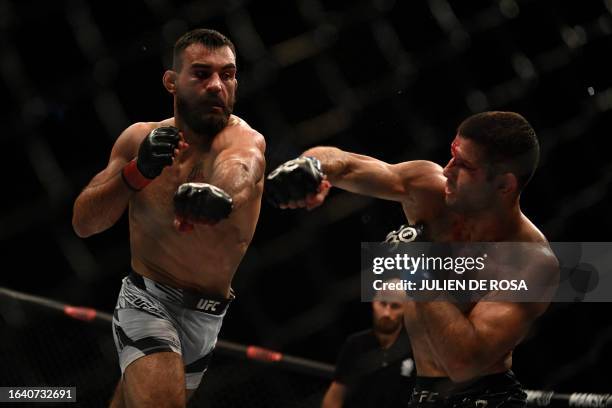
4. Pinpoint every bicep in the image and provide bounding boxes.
[469,251,557,357]
[468,302,540,359]
[336,155,444,202]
